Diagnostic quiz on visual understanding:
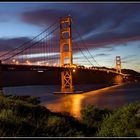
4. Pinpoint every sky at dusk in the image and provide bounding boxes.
[0,2,140,72]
